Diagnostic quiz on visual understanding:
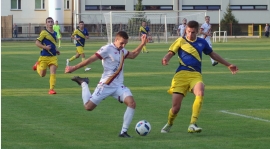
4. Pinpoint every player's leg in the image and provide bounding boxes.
[67,46,81,65]
[81,52,91,71]
[188,75,204,133]
[112,86,135,138]
[34,57,47,77]
[48,57,58,94]
[58,37,61,48]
